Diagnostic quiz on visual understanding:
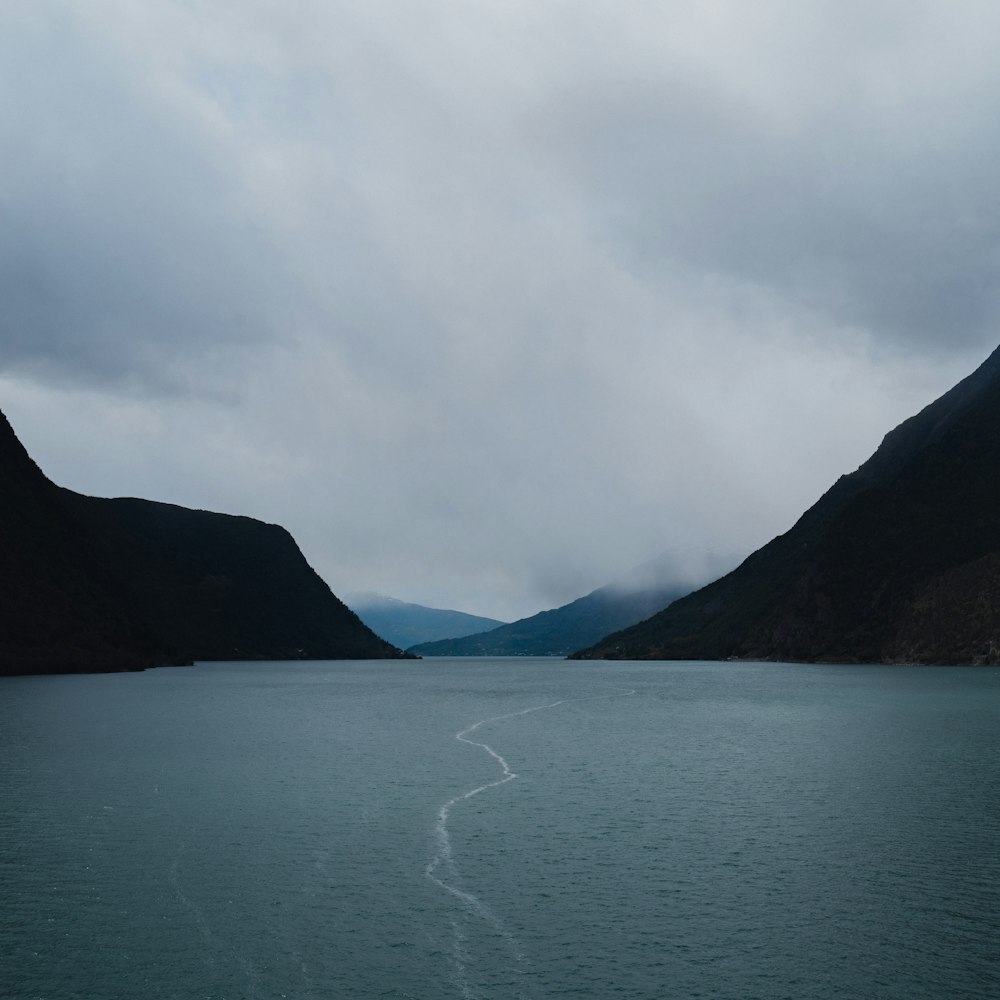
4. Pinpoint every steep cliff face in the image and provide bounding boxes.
[0,412,405,675]
[575,346,1000,665]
